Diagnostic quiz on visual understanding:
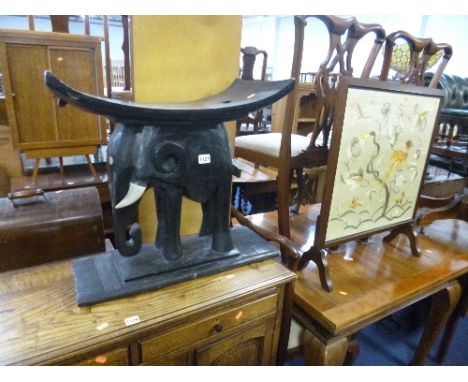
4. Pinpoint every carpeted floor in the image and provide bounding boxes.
[286,297,468,366]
